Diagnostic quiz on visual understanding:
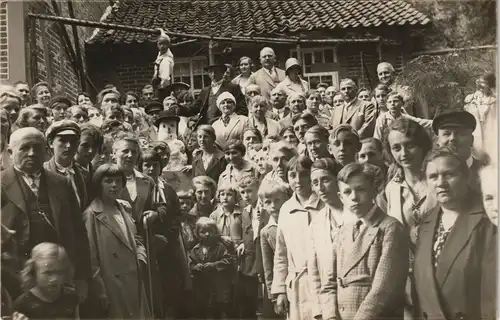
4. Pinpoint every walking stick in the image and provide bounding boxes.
[143,217,155,316]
